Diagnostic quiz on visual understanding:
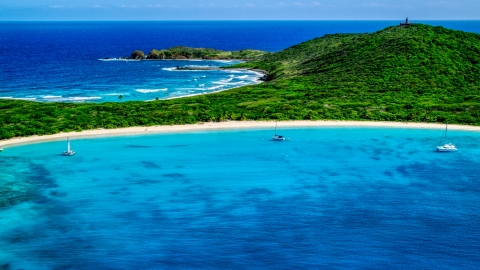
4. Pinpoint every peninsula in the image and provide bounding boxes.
[1,23,480,140]
[104,46,268,60]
